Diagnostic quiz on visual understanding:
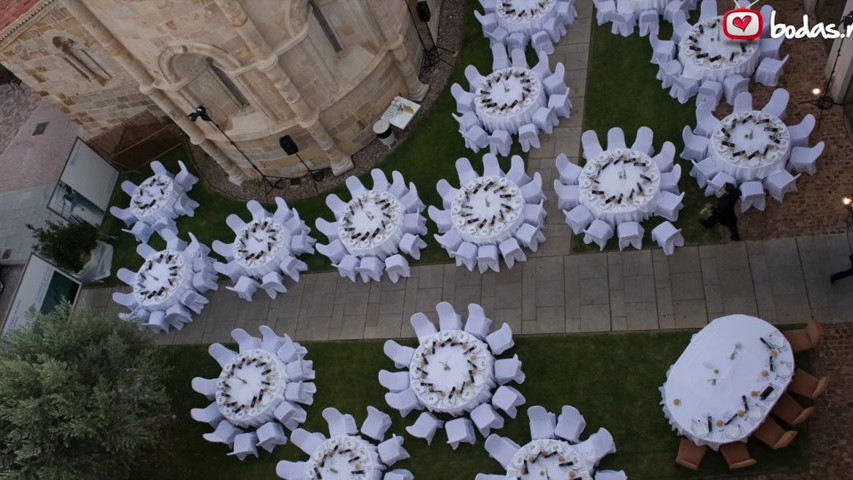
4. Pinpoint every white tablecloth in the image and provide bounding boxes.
[451,176,525,245]
[409,330,496,416]
[130,174,179,225]
[305,436,382,480]
[494,0,559,38]
[232,218,291,279]
[711,110,791,182]
[661,314,795,451]
[475,67,546,134]
[132,249,193,309]
[338,190,404,259]
[678,17,761,82]
[616,0,669,14]
[215,348,287,429]
[578,149,661,226]
[505,439,594,480]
